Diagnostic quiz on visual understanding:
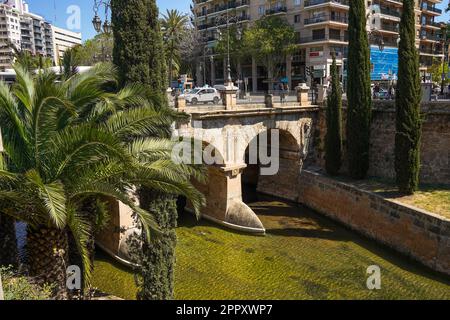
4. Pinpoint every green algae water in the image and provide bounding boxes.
[92,198,450,300]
